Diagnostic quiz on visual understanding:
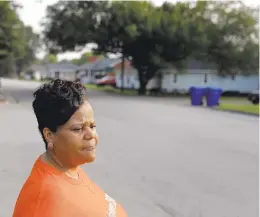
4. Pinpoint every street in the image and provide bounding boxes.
[0,79,258,217]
